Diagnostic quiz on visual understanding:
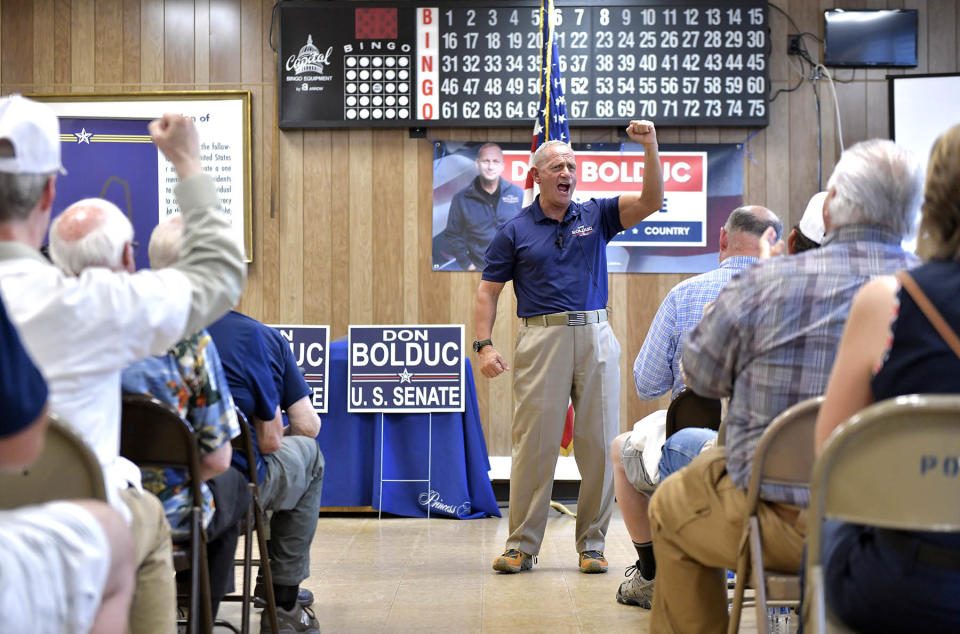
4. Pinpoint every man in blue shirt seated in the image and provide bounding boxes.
[208,310,324,634]
[0,293,136,633]
[476,121,664,575]
[610,205,781,608]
